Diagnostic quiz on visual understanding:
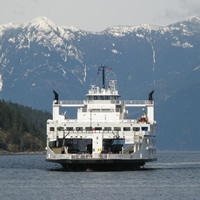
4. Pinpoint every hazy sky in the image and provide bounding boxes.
[1,0,200,31]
